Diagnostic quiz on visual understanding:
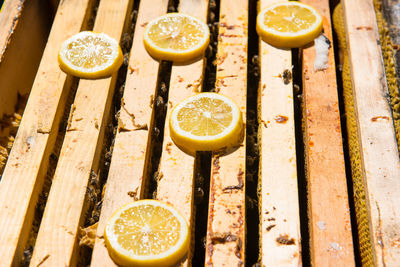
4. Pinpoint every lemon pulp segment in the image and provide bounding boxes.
[65,36,112,68]
[148,16,204,50]
[264,5,317,33]
[177,97,233,136]
[111,205,180,255]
